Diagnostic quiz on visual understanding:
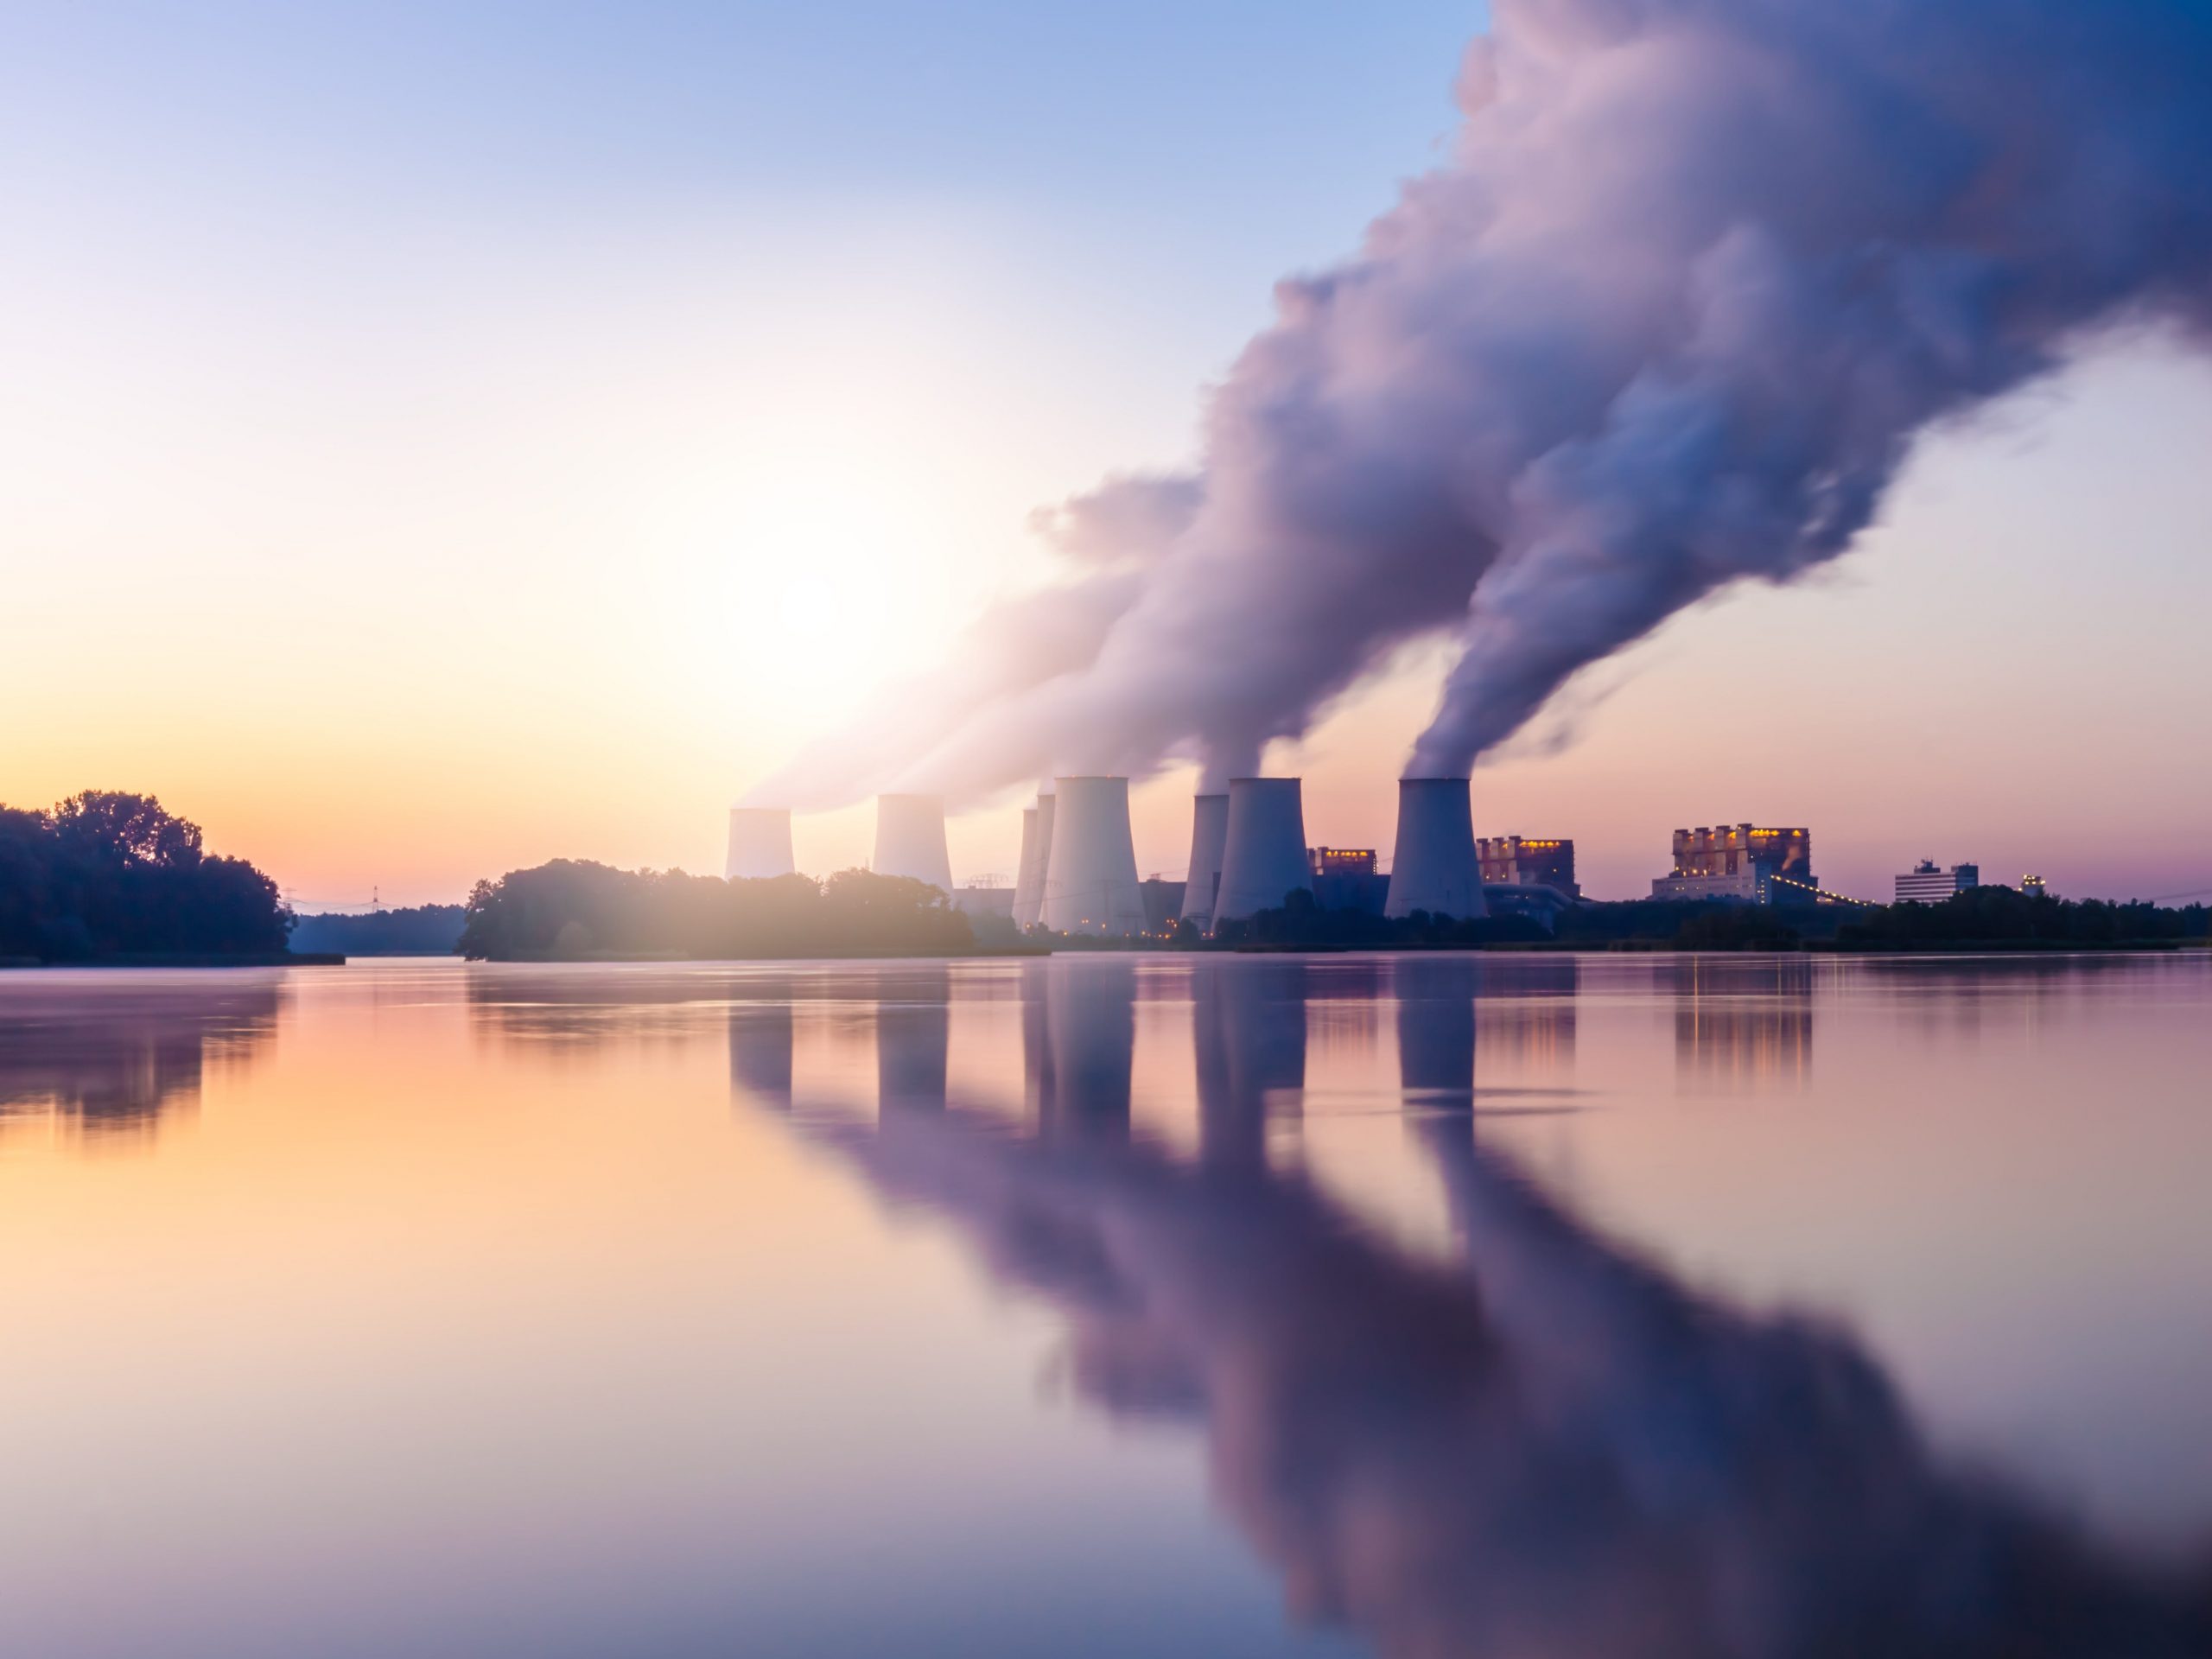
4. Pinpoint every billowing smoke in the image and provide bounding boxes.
[757,0,2212,808]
